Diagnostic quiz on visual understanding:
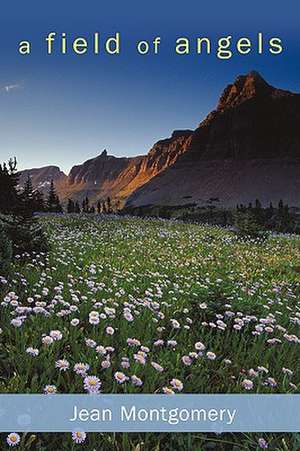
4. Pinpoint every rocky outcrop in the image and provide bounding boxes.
[57,131,192,204]
[17,166,67,194]
[58,150,144,203]
[117,130,192,199]
[19,72,300,208]
[19,129,192,205]
[126,71,300,207]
